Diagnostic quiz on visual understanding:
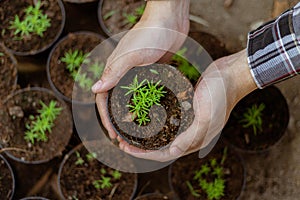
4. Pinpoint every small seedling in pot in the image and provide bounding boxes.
[93,169,122,190]
[123,4,145,26]
[121,75,166,126]
[103,10,117,20]
[75,151,84,165]
[172,47,201,82]
[0,52,3,56]
[186,147,228,200]
[239,103,265,135]
[24,100,62,144]
[9,0,51,39]
[86,152,97,161]
[60,50,105,91]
